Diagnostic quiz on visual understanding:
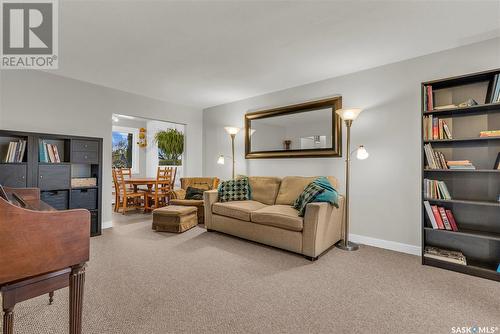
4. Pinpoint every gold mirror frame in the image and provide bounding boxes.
[245,96,342,159]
